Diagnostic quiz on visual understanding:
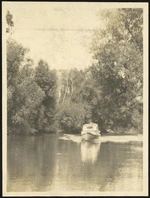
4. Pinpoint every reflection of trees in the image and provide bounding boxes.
[7,136,143,192]
[7,135,58,192]
[94,142,143,191]
[51,140,82,191]
[79,141,143,191]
